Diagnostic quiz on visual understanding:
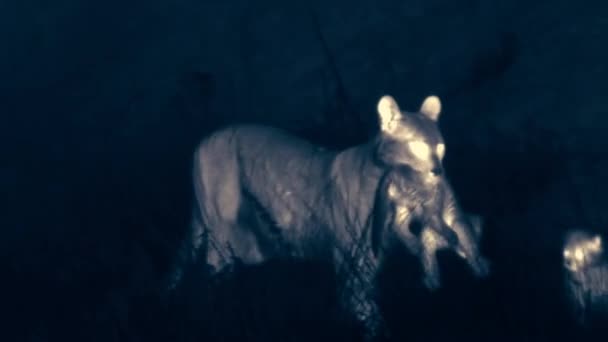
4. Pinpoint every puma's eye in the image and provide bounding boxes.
[564,250,571,258]
[408,141,431,160]
[436,143,445,158]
